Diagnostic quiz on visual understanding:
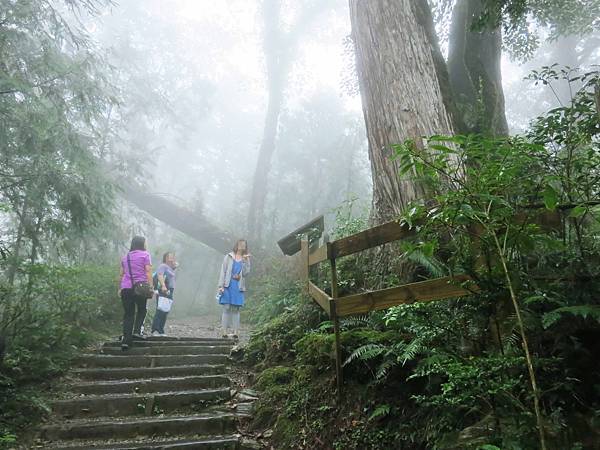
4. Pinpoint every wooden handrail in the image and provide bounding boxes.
[334,275,477,317]
[281,206,576,395]
[330,220,414,259]
[308,281,332,315]
[287,219,478,396]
